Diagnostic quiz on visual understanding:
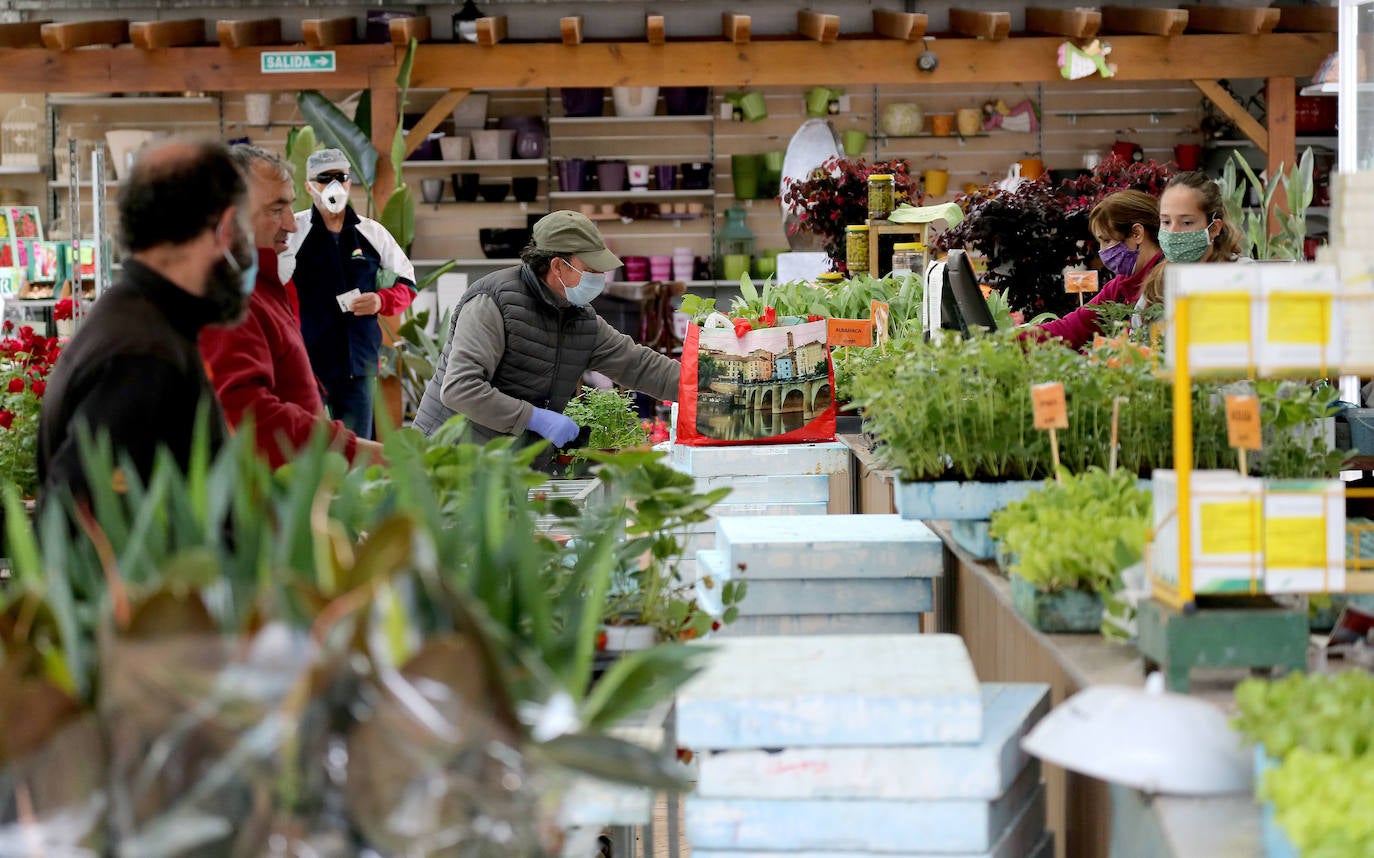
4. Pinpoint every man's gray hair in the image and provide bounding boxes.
[228,144,292,182]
